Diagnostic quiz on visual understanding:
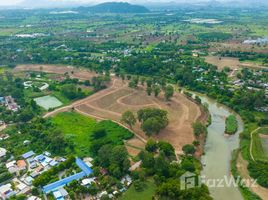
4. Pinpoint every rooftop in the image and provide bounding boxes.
[22,151,35,159]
